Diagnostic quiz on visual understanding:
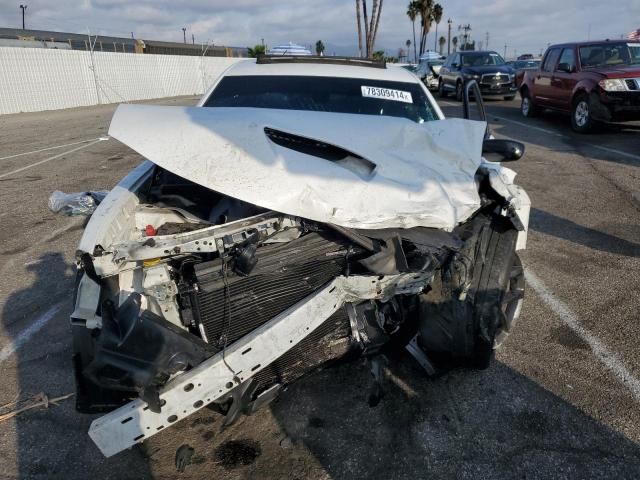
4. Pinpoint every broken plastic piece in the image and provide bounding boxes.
[175,444,194,472]
[48,190,109,216]
[145,224,157,236]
